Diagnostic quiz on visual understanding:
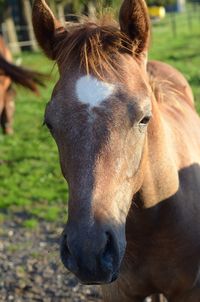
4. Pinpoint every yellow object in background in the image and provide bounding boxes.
[148,6,166,19]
